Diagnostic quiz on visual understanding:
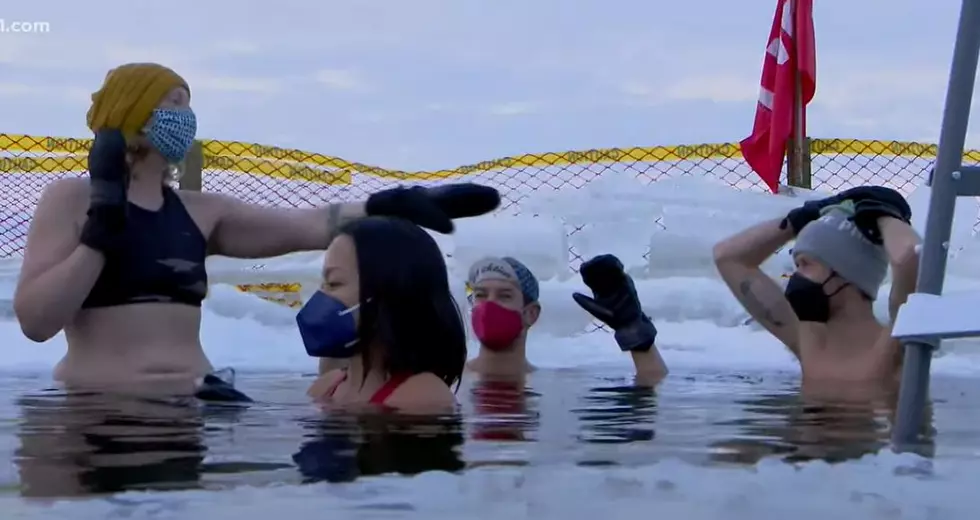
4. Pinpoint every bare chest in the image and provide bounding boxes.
[798,337,897,383]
